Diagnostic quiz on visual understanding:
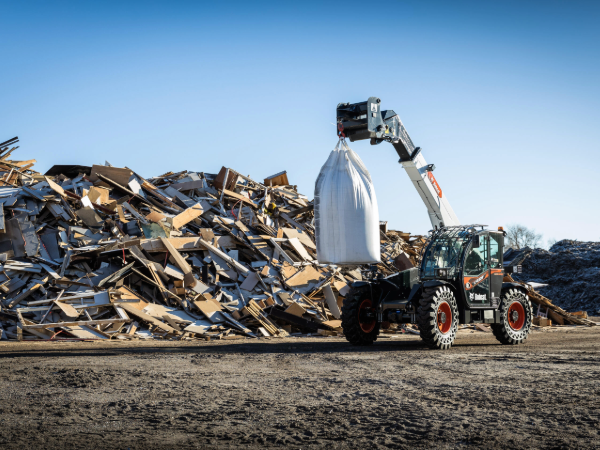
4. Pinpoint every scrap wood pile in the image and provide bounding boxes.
[0,137,424,342]
[503,275,596,327]
[505,241,600,315]
[379,228,427,274]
